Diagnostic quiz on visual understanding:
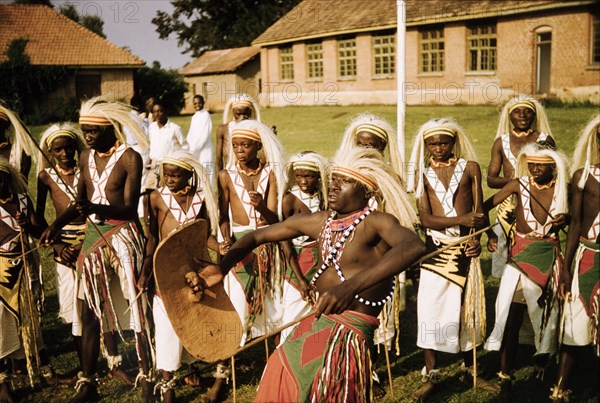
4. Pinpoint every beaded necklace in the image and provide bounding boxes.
[512,128,533,138]
[311,205,395,307]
